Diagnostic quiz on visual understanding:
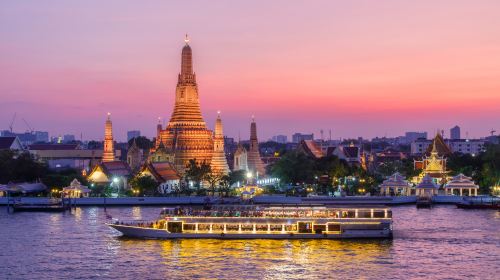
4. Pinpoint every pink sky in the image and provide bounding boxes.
[1,0,499,141]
